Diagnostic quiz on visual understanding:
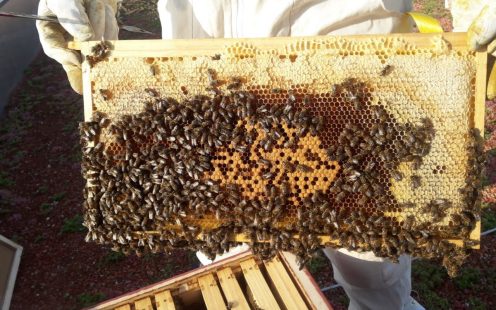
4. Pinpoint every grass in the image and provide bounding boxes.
[76,292,106,308]
[60,214,86,234]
